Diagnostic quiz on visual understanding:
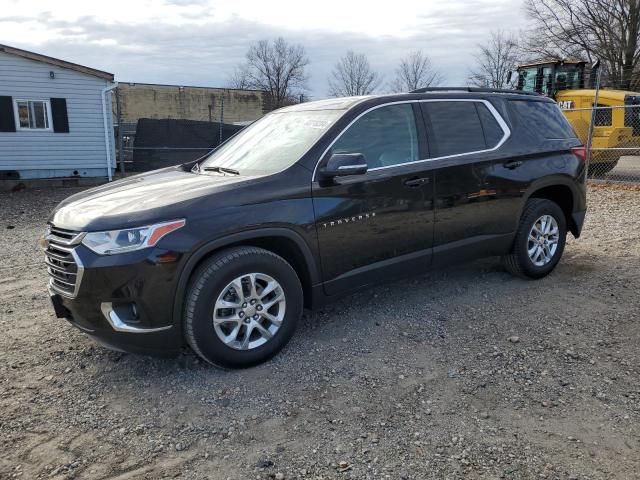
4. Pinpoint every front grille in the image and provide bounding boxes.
[44,226,85,298]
